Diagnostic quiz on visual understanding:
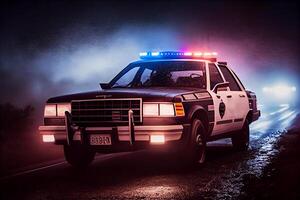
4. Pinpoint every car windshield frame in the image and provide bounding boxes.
[109,60,207,89]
